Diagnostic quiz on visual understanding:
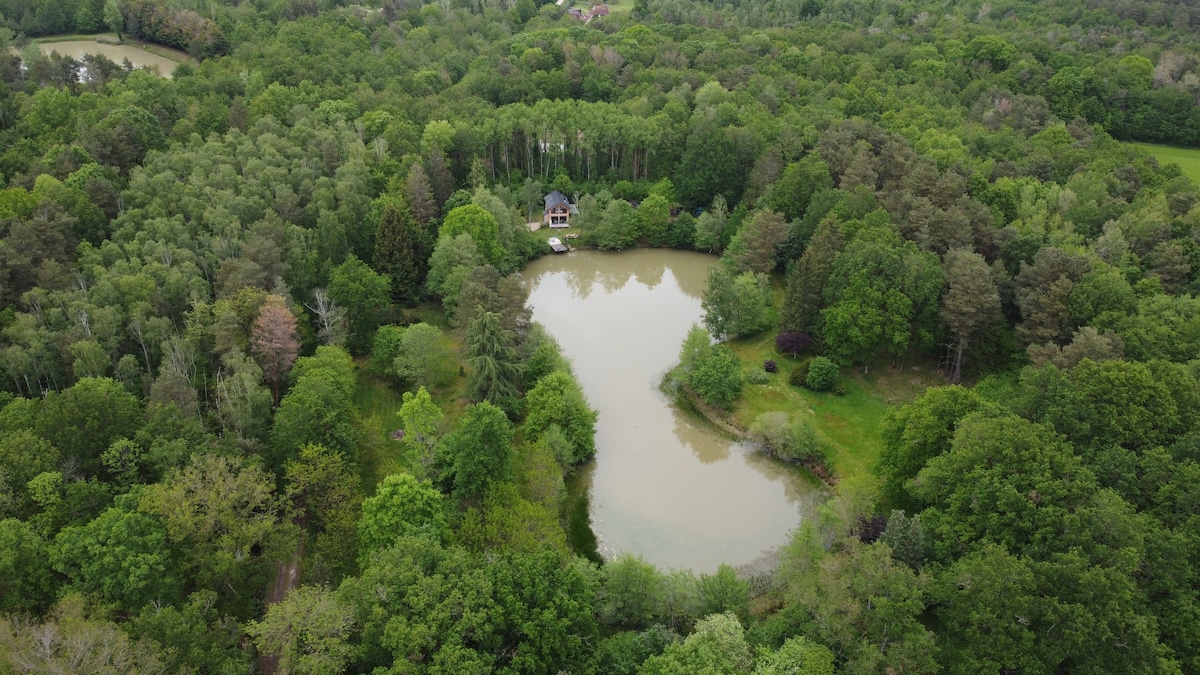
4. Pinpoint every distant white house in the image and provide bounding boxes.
[543,191,578,228]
